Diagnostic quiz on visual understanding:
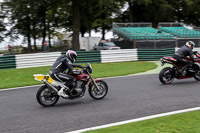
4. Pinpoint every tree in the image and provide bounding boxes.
[5,0,34,52]
[79,0,96,37]
[125,0,175,27]
[93,0,125,39]
[173,0,200,26]
[5,0,200,54]
[5,0,66,52]
[72,0,80,51]
[39,0,65,49]
[0,5,6,43]
[187,0,200,26]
